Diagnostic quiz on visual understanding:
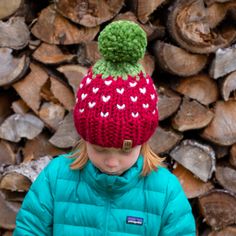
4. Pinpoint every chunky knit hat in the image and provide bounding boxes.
[73,20,158,151]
